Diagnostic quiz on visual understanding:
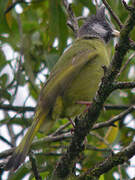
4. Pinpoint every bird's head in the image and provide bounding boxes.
[78,6,119,43]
